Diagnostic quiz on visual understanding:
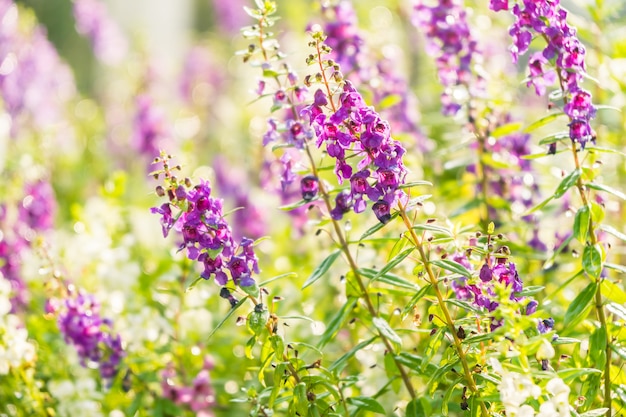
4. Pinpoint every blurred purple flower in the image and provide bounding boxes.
[132,94,170,160]
[412,0,484,116]
[0,1,75,137]
[57,290,124,380]
[73,0,127,65]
